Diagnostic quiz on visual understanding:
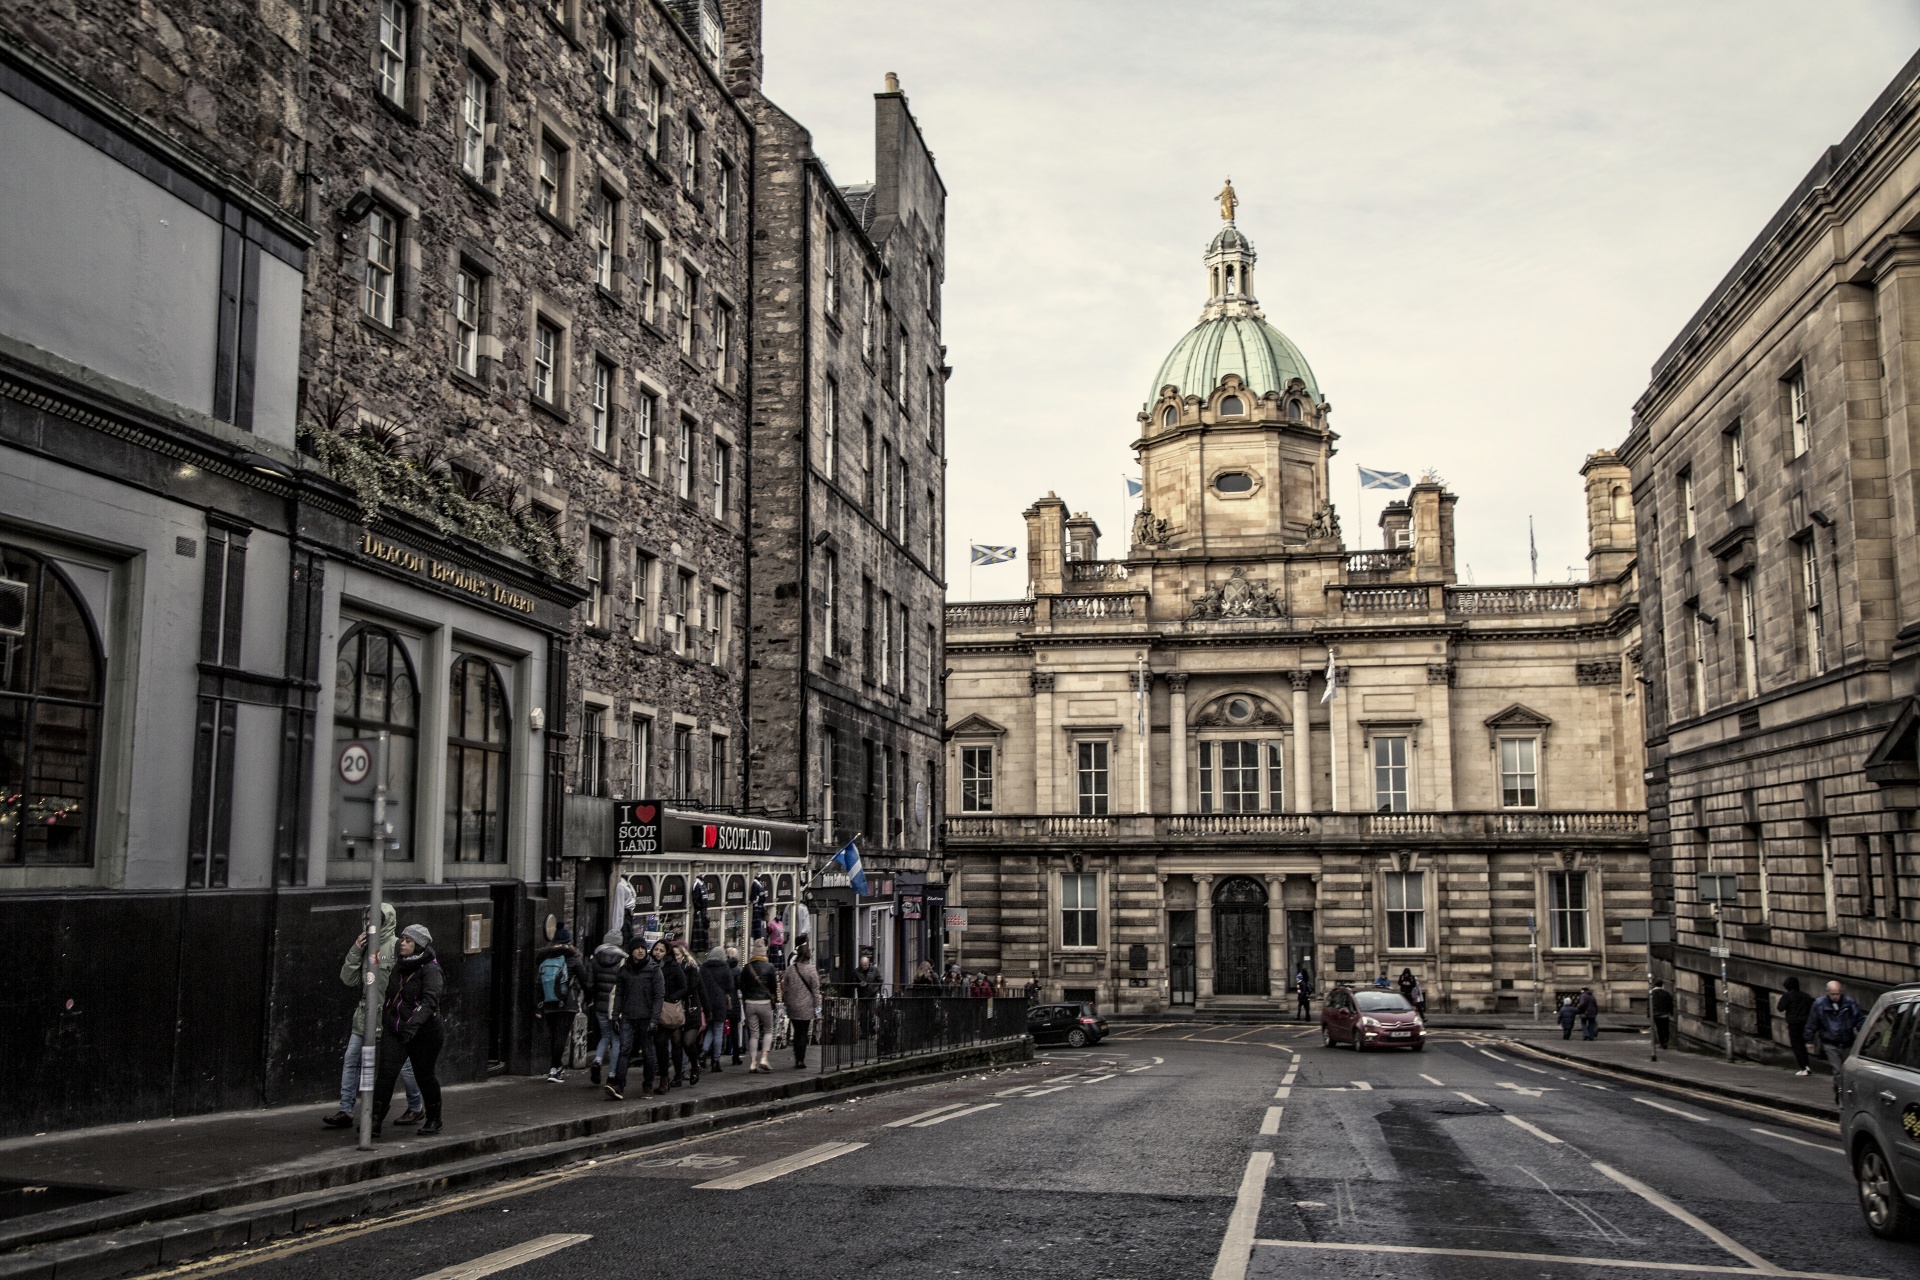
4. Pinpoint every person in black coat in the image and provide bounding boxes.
[698,947,737,1073]
[672,941,705,1086]
[649,939,691,1089]
[1777,976,1815,1075]
[585,930,626,1085]
[607,937,664,1100]
[1649,979,1675,1051]
[373,924,445,1137]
